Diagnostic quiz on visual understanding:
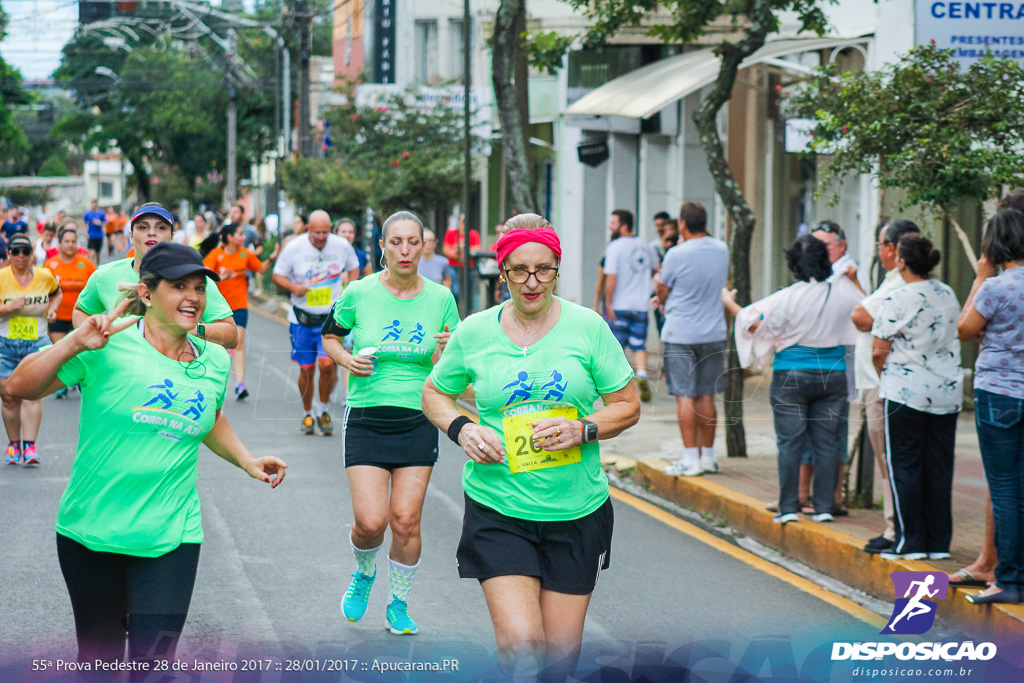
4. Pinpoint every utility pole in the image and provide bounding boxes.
[460,0,473,316]
[226,28,238,203]
[296,0,313,157]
